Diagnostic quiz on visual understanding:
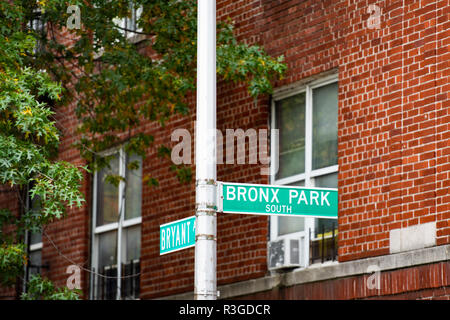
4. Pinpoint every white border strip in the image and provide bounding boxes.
[160,243,195,256]
[218,181,338,192]
[221,210,338,219]
[159,215,196,229]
